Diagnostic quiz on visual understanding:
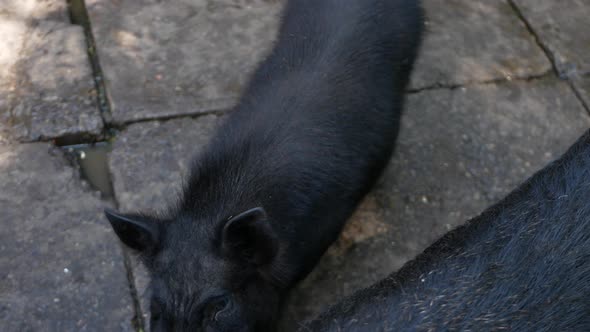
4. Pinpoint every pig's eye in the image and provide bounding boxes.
[150,300,162,320]
[150,300,161,320]
[150,299,172,331]
[205,296,231,321]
